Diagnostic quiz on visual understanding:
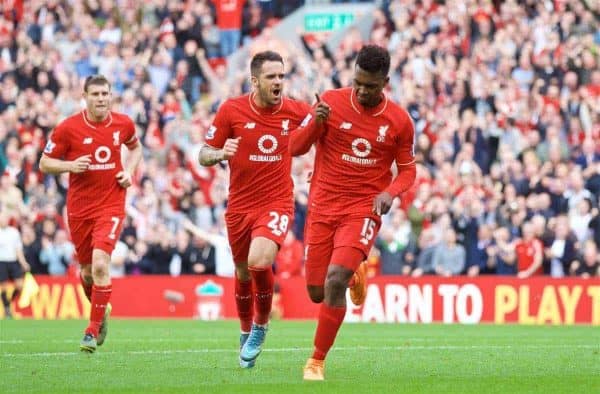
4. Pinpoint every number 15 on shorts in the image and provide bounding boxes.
[360,218,376,245]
